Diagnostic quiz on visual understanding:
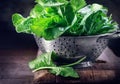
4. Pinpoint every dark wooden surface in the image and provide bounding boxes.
[0,48,120,84]
[33,48,120,84]
[0,49,37,84]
